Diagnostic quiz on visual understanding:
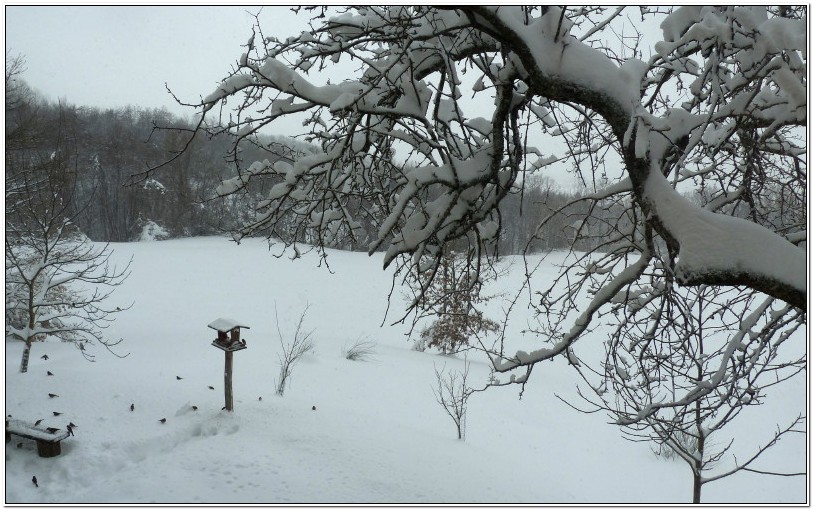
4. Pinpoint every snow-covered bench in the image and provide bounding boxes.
[5,419,70,457]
